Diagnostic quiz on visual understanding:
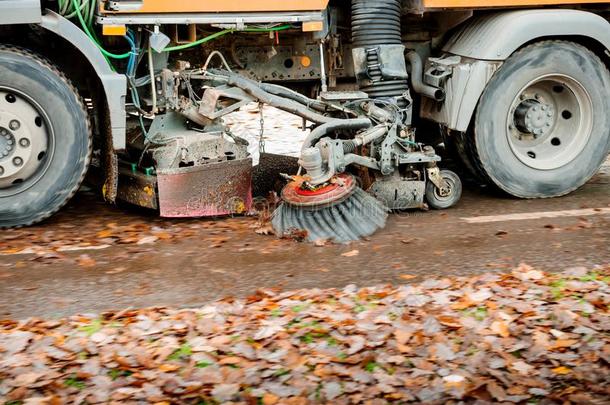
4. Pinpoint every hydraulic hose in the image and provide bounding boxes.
[301,118,372,152]
[163,25,292,52]
[259,83,328,113]
[70,0,131,59]
[405,51,445,101]
[215,71,340,124]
